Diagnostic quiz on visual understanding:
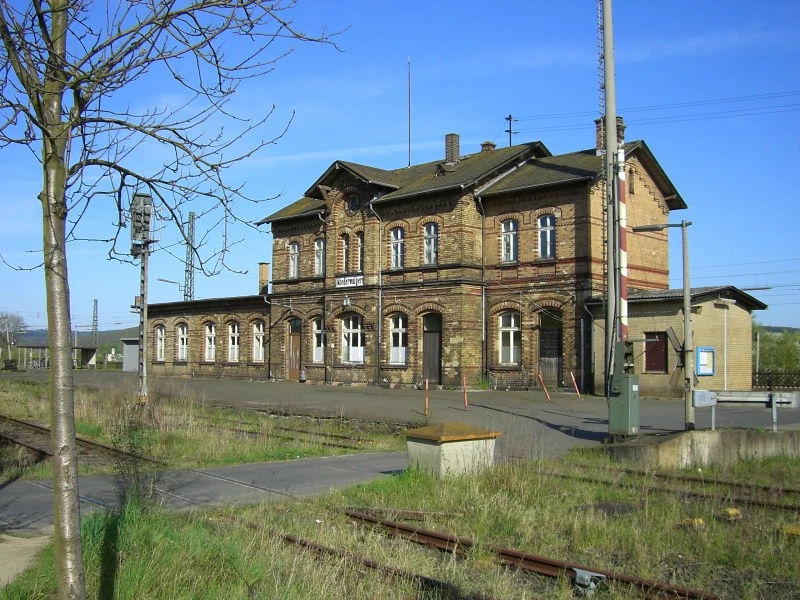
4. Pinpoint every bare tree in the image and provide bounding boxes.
[0,310,27,359]
[0,1,335,597]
